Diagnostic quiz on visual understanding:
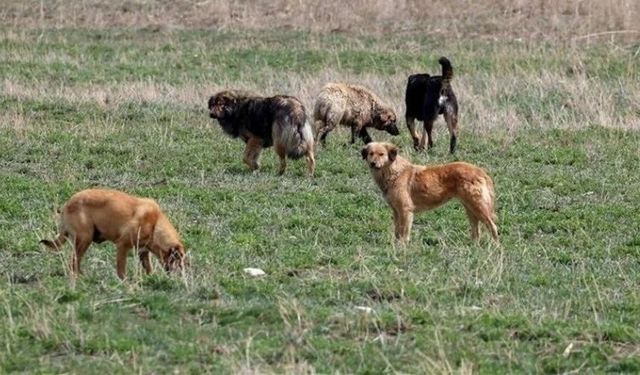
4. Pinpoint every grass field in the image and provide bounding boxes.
[1,25,640,373]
